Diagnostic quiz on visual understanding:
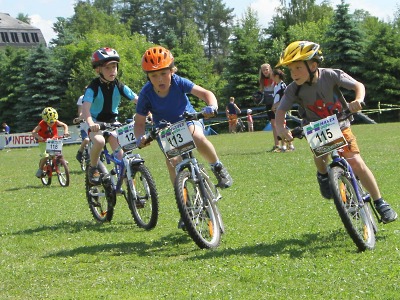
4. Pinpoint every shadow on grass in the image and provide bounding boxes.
[5,184,52,191]
[44,232,193,258]
[189,229,376,259]
[3,219,194,258]
[3,220,138,236]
